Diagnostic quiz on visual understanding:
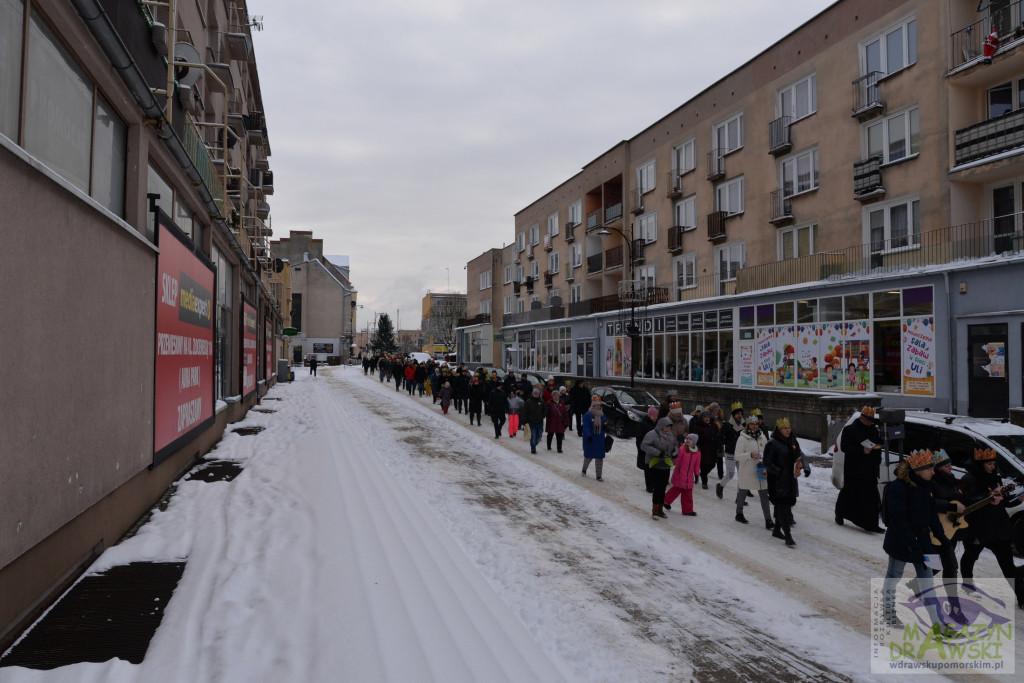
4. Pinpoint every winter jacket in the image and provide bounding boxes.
[468,381,485,412]
[569,383,590,414]
[690,417,720,466]
[931,468,964,516]
[735,429,768,492]
[413,366,427,383]
[720,416,744,455]
[839,419,882,481]
[669,445,701,490]
[507,394,524,417]
[961,462,1021,544]
[634,416,657,470]
[582,410,607,459]
[523,396,545,425]
[487,388,508,417]
[438,386,453,407]
[762,430,808,506]
[668,410,688,448]
[545,400,569,434]
[405,365,415,381]
[883,461,948,562]
[642,418,676,470]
